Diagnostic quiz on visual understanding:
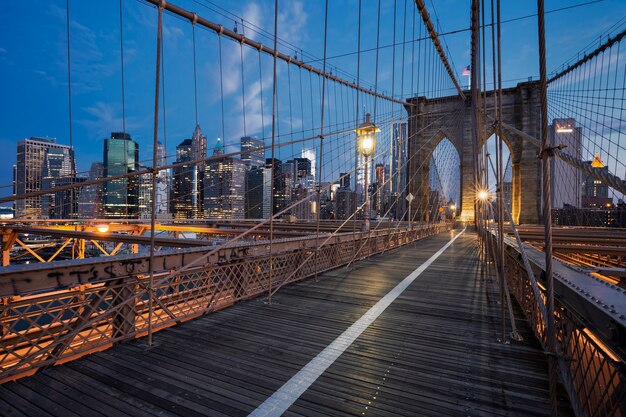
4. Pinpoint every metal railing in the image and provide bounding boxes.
[0,223,450,382]
[494,233,626,417]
